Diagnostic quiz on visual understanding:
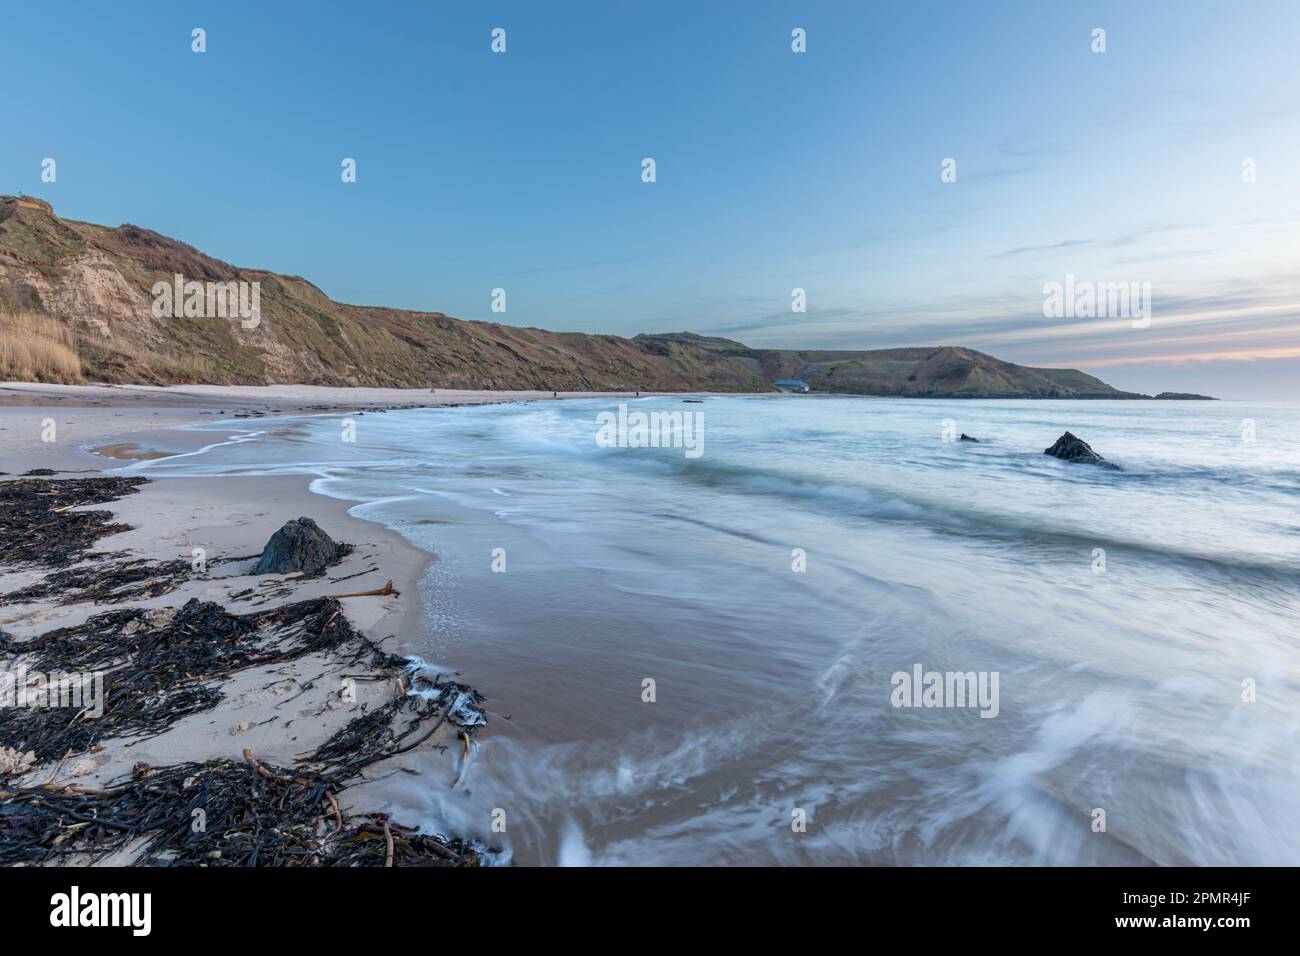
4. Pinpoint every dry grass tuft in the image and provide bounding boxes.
[0,310,83,383]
